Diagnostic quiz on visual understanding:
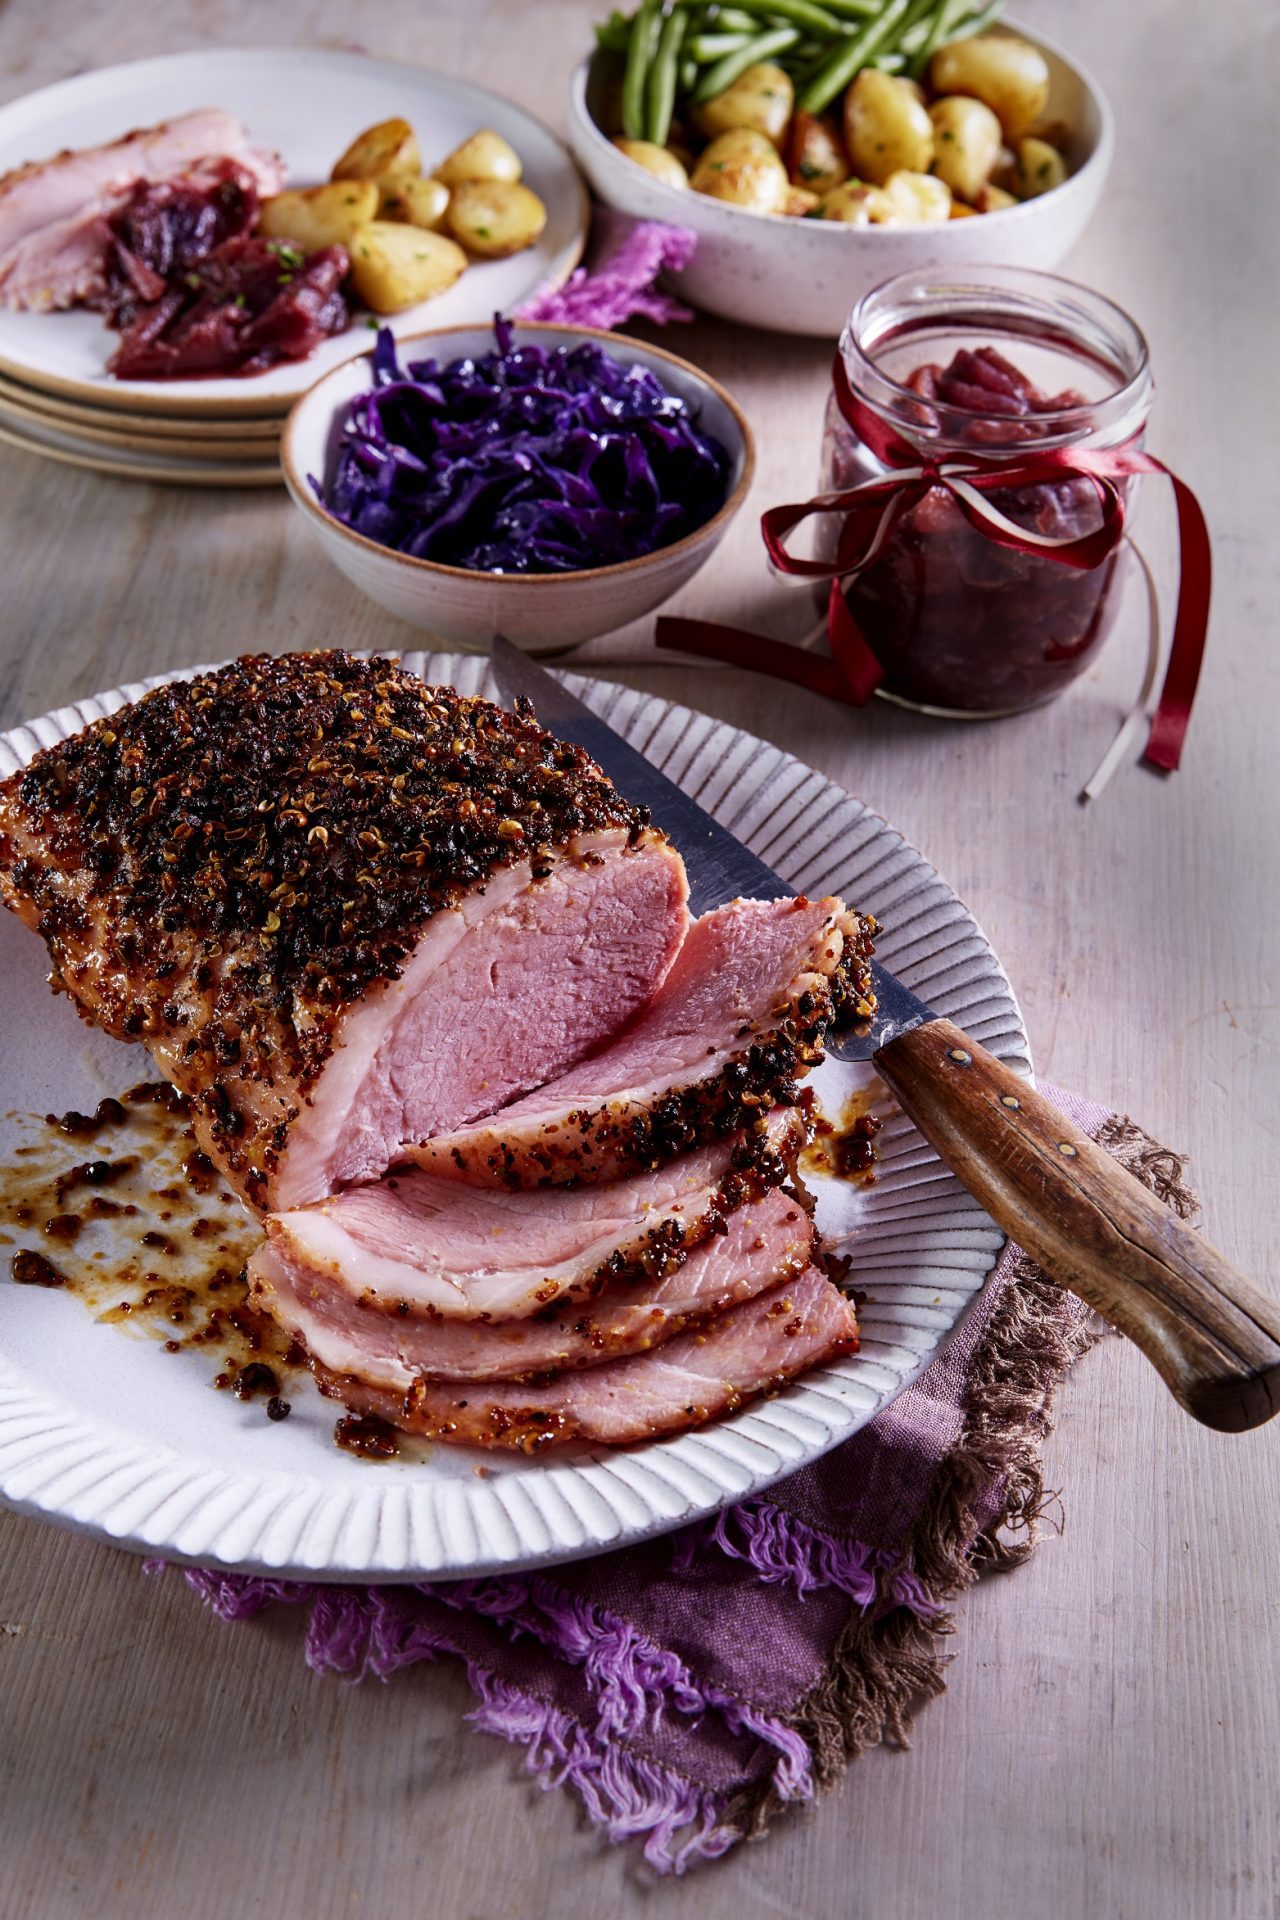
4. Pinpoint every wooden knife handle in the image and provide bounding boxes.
[873,1017,1280,1433]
